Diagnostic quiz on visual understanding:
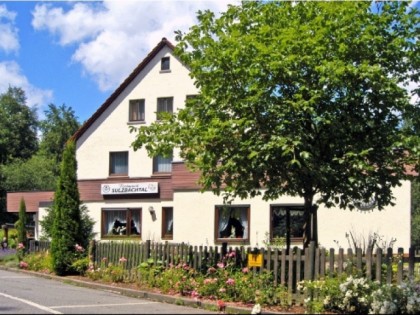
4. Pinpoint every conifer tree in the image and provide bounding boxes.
[16,197,27,245]
[50,140,83,275]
